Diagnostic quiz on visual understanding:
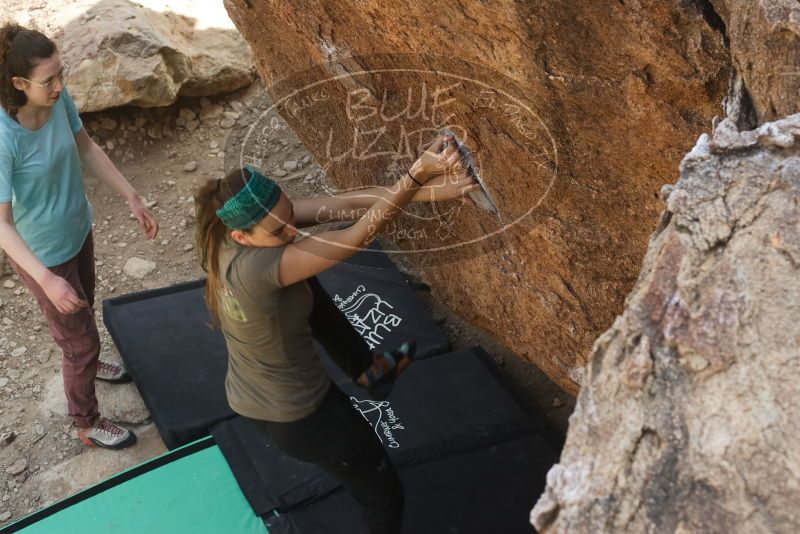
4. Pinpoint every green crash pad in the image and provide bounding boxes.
[1,438,267,534]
